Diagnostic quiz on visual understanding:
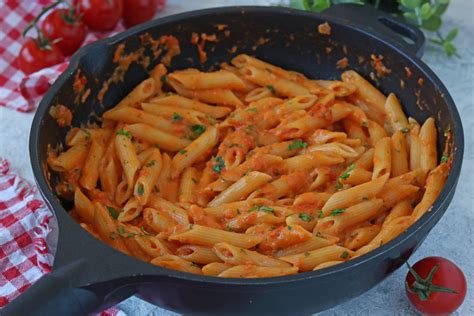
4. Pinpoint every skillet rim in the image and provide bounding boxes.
[29,5,464,286]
